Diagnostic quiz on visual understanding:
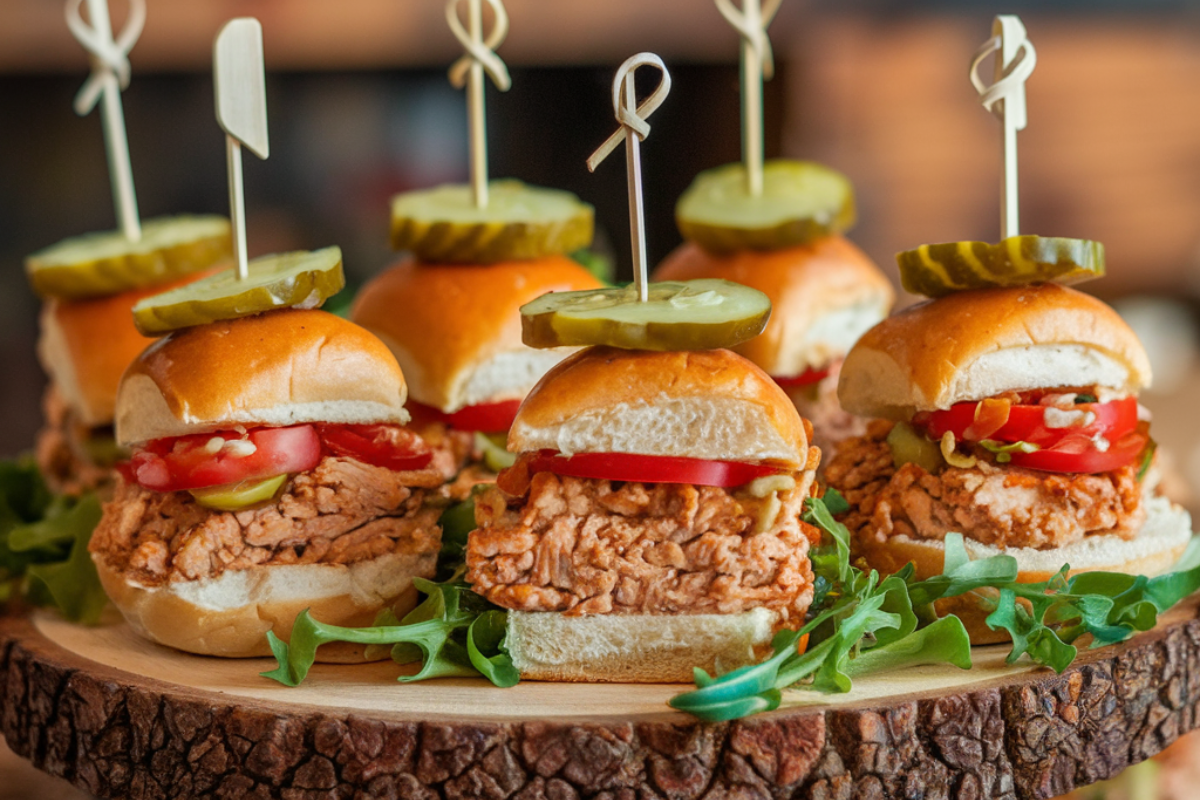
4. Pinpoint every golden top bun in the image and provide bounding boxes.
[352,256,603,412]
[38,272,216,427]
[654,236,894,377]
[116,309,409,445]
[509,346,811,467]
[838,284,1152,420]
